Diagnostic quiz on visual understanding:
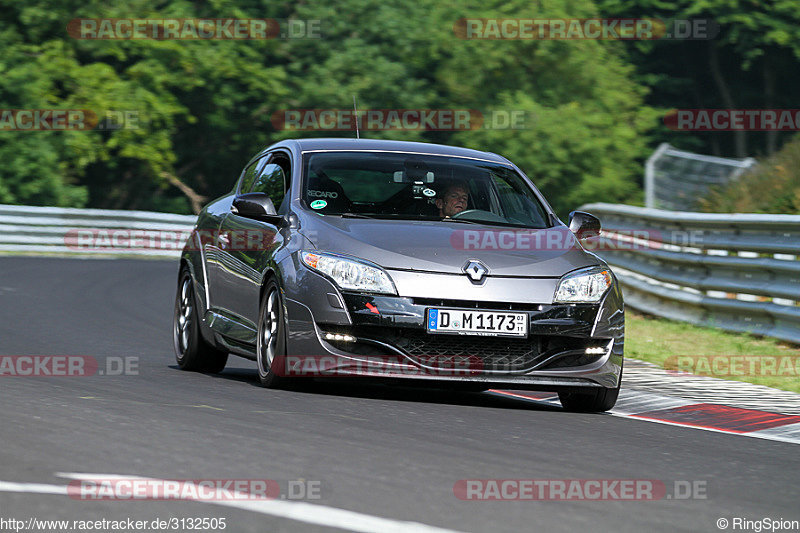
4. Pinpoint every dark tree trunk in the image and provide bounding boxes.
[764,57,777,155]
[708,42,747,158]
